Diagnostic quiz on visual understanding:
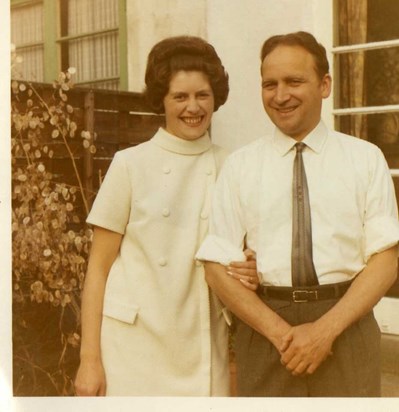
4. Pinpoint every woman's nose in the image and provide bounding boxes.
[186,98,200,112]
